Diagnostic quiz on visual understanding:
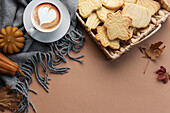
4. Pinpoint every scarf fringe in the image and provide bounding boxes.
[13,28,85,113]
[12,79,37,113]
